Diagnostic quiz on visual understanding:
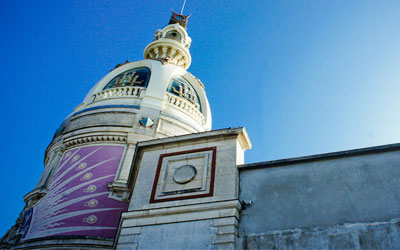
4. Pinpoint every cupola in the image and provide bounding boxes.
[143,11,192,69]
